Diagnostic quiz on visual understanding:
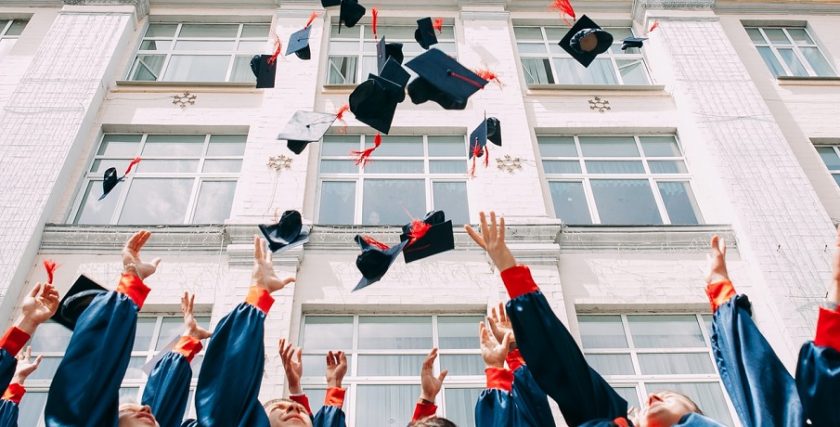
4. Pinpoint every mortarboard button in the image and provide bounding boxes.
[51,275,108,330]
[276,111,339,154]
[250,54,277,88]
[405,48,488,111]
[353,235,408,291]
[321,0,341,6]
[258,210,311,253]
[340,0,366,29]
[377,37,405,73]
[399,211,455,263]
[558,15,614,67]
[621,36,647,50]
[286,25,313,60]
[414,17,438,50]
